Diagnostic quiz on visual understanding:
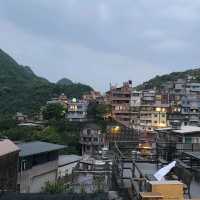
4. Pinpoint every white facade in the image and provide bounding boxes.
[130,91,142,107]
[58,155,82,178]
[18,160,58,193]
[67,100,88,122]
